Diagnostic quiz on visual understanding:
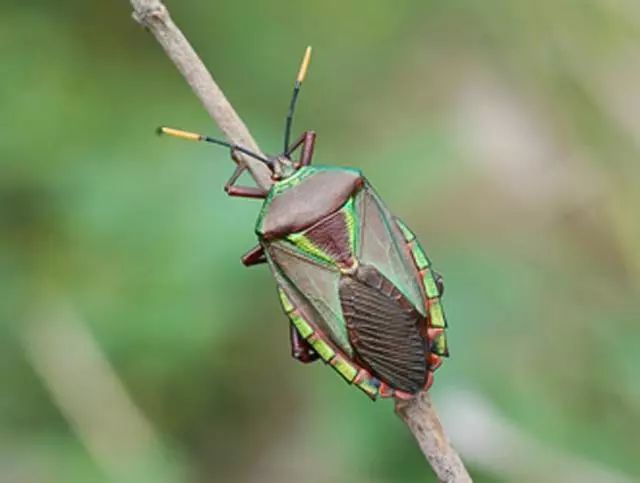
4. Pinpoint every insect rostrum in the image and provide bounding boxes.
[159,47,449,400]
